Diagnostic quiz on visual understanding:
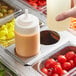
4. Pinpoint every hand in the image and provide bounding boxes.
[56,0,76,21]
